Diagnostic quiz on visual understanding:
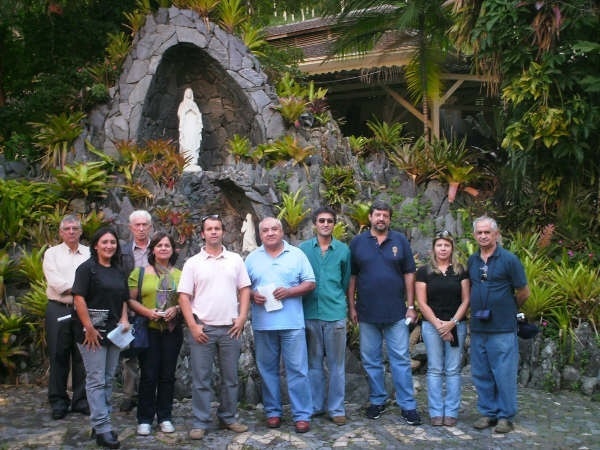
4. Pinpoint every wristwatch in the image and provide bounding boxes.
[407,305,415,310]
[451,317,459,324]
